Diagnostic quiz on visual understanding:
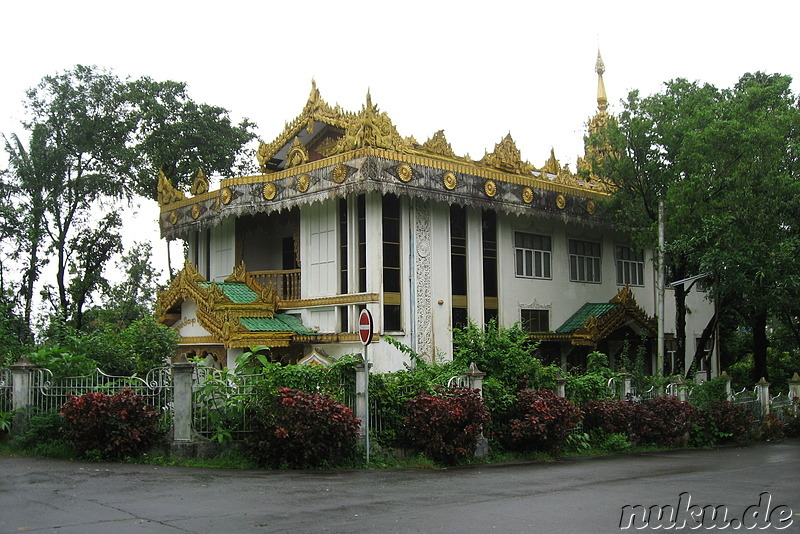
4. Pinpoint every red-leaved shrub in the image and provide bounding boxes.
[508,389,582,452]
[704,400,756,443]
[631,396,699,445]
[246,387,360,468]
[60,389,163,460]
[582,400,638,437]
[405,387,489,464]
